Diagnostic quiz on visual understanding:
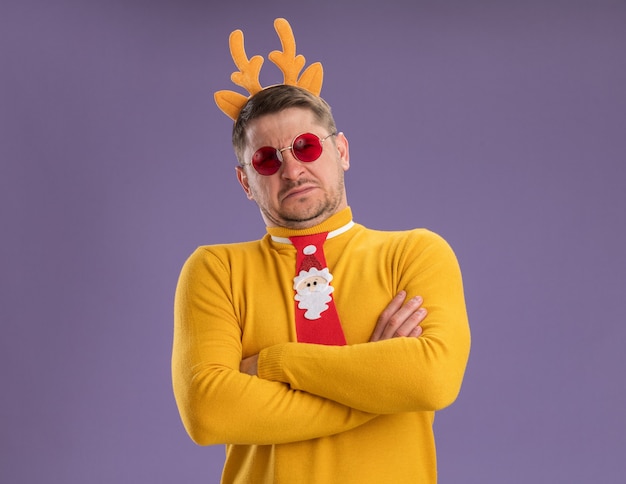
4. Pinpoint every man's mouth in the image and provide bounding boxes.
[281,184,317,201]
